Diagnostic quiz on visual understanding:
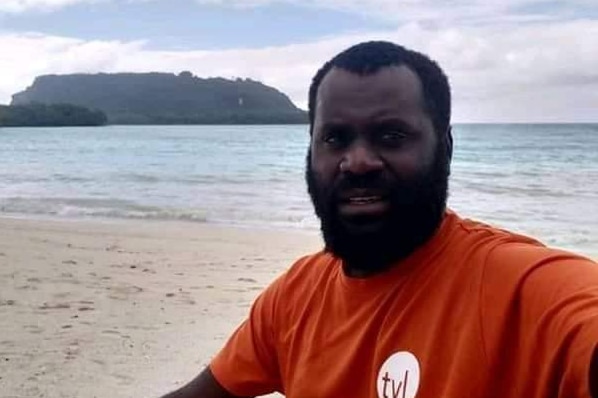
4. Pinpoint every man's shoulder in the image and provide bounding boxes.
[459,219,598,290]
[450,216,598,313]
[450,213,553,256]
[448,212,596,272]
[452,214,541,246]
[485,240,596,278]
